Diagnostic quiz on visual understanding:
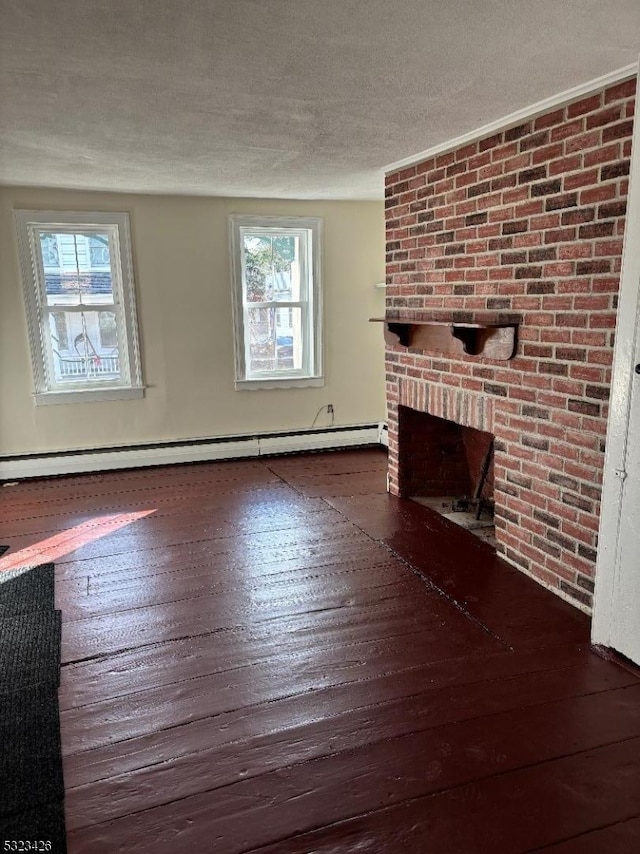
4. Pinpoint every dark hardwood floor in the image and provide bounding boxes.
[1,447,639,853]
